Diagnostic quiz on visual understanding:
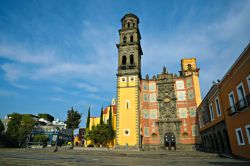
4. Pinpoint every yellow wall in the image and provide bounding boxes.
[181,58,197,71]
[103,107,116,131]
[193,75,202,106]
[117,75,139,146]
[86,109,117,147]
[89,117,100,130]
[181,58,201,107]
[86,117,100,146]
